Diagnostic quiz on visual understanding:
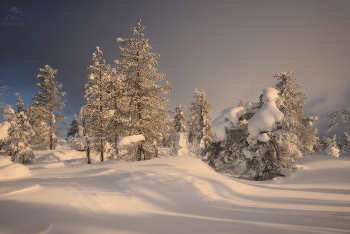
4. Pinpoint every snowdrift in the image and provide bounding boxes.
[0,157,32,180]
[0,144,349,234]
